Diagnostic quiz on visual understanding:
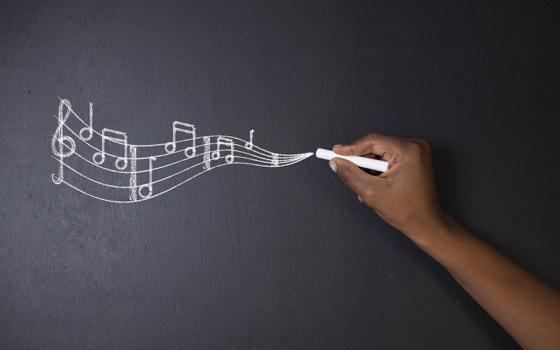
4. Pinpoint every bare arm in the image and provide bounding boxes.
[330,134,560,350]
